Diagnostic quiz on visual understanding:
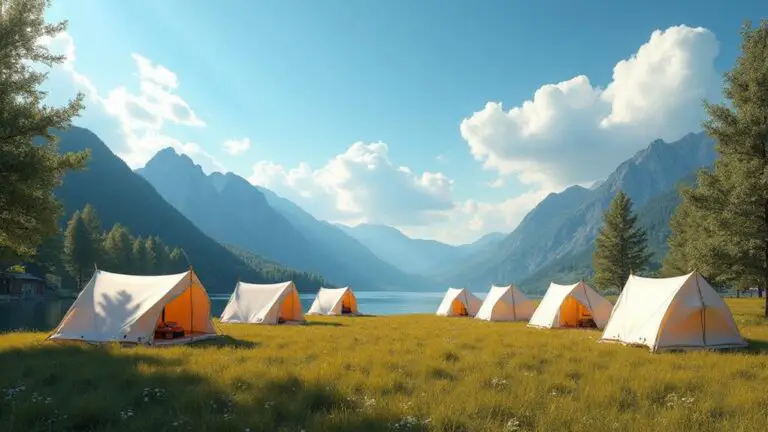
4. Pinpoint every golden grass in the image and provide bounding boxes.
[1,299,767,431]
